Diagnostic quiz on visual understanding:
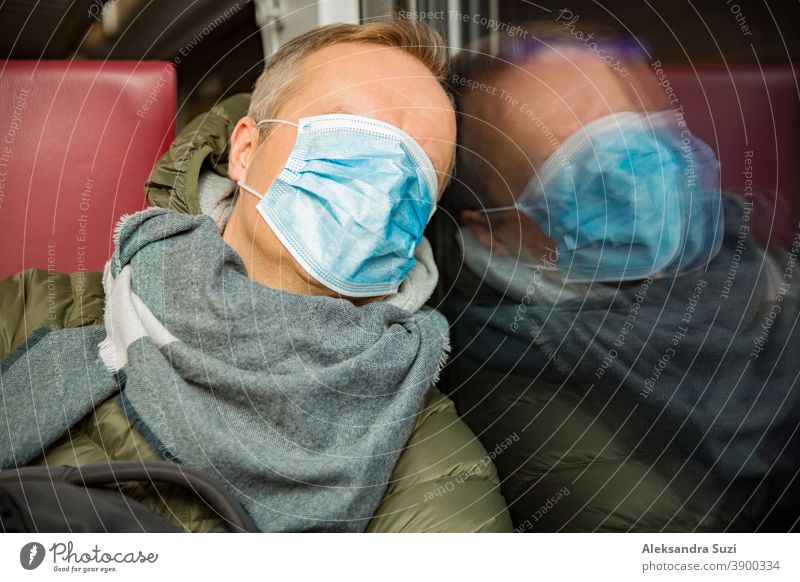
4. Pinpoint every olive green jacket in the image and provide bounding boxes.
[0,94,511,533]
